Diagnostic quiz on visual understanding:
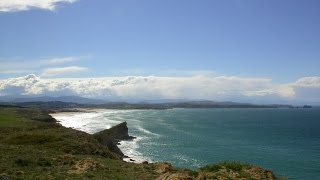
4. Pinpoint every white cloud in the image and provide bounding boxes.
[293,77,320,88]
[287,77,320,104]
[0,0,78,12]
[0,55,87,75]
[41,66,88,77]
[0,74,40,95]
[39,55,90,65]
[0,69,34,74]
[0,61,29,74]
[1,74,318,104]
[40,56,77,66]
